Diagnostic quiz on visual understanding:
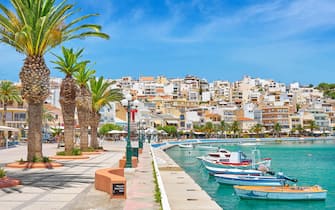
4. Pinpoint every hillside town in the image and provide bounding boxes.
[2,75,334,140]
